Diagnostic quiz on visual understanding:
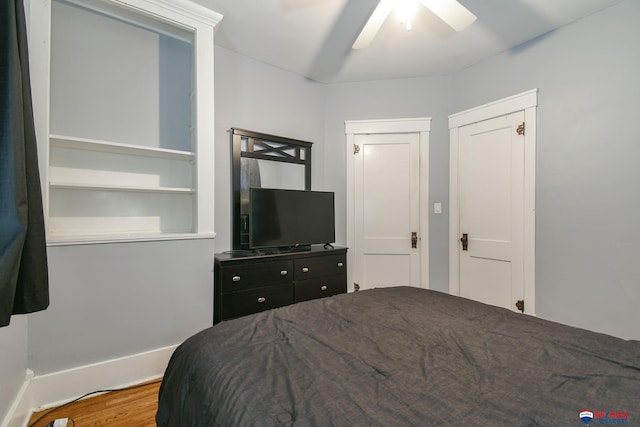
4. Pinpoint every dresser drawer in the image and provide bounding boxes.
[219,259,293,293]
[221,283,294,320]
[295,274,347,303]
[214,247,347,324]
[294,253,346,281]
